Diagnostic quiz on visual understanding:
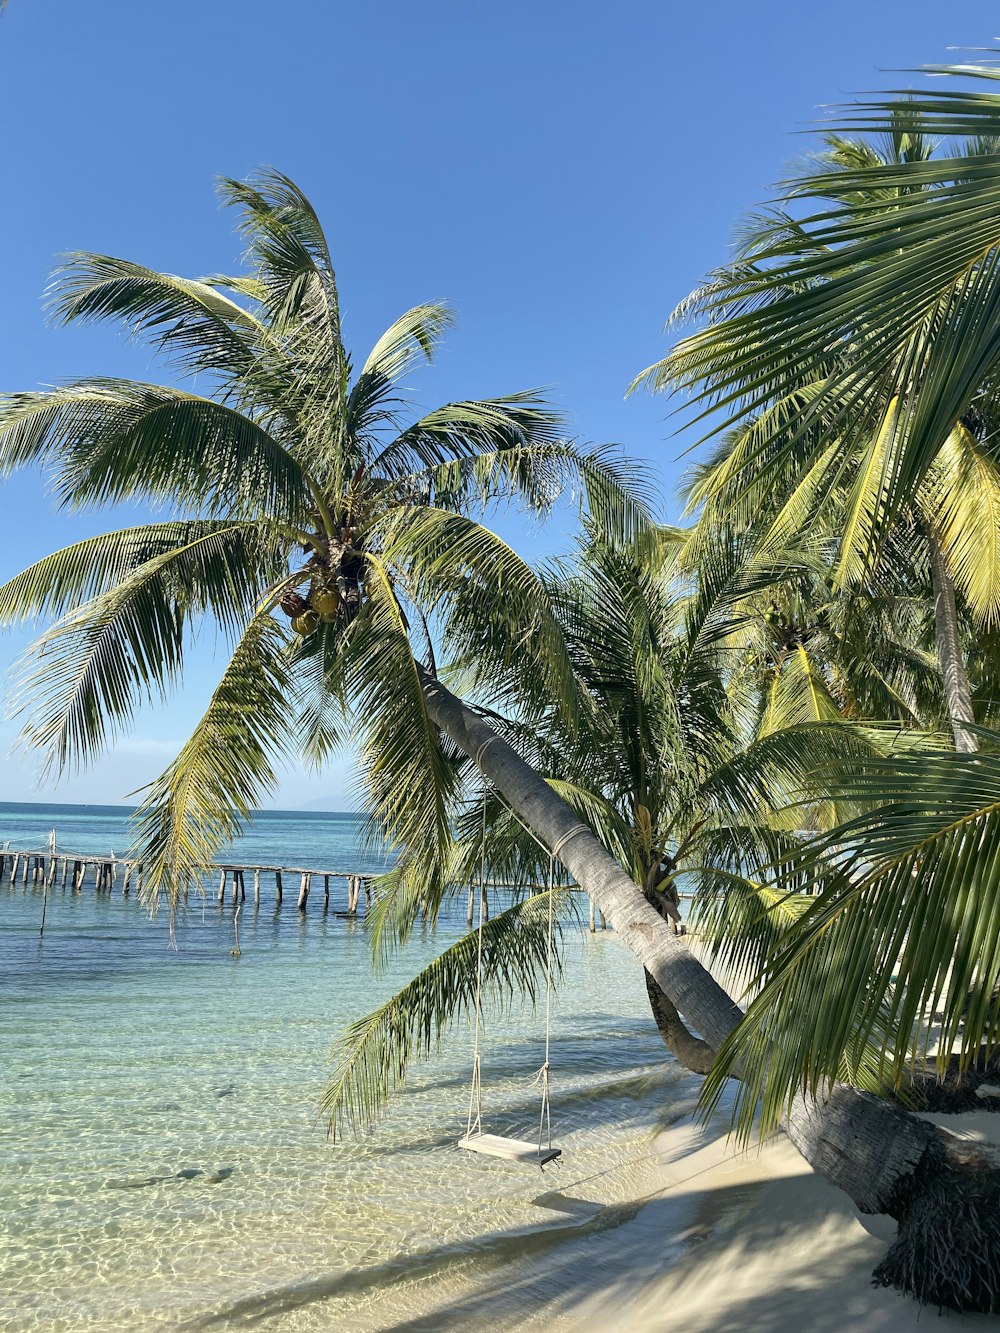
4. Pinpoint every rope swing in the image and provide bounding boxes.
[458,774,562,1168]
